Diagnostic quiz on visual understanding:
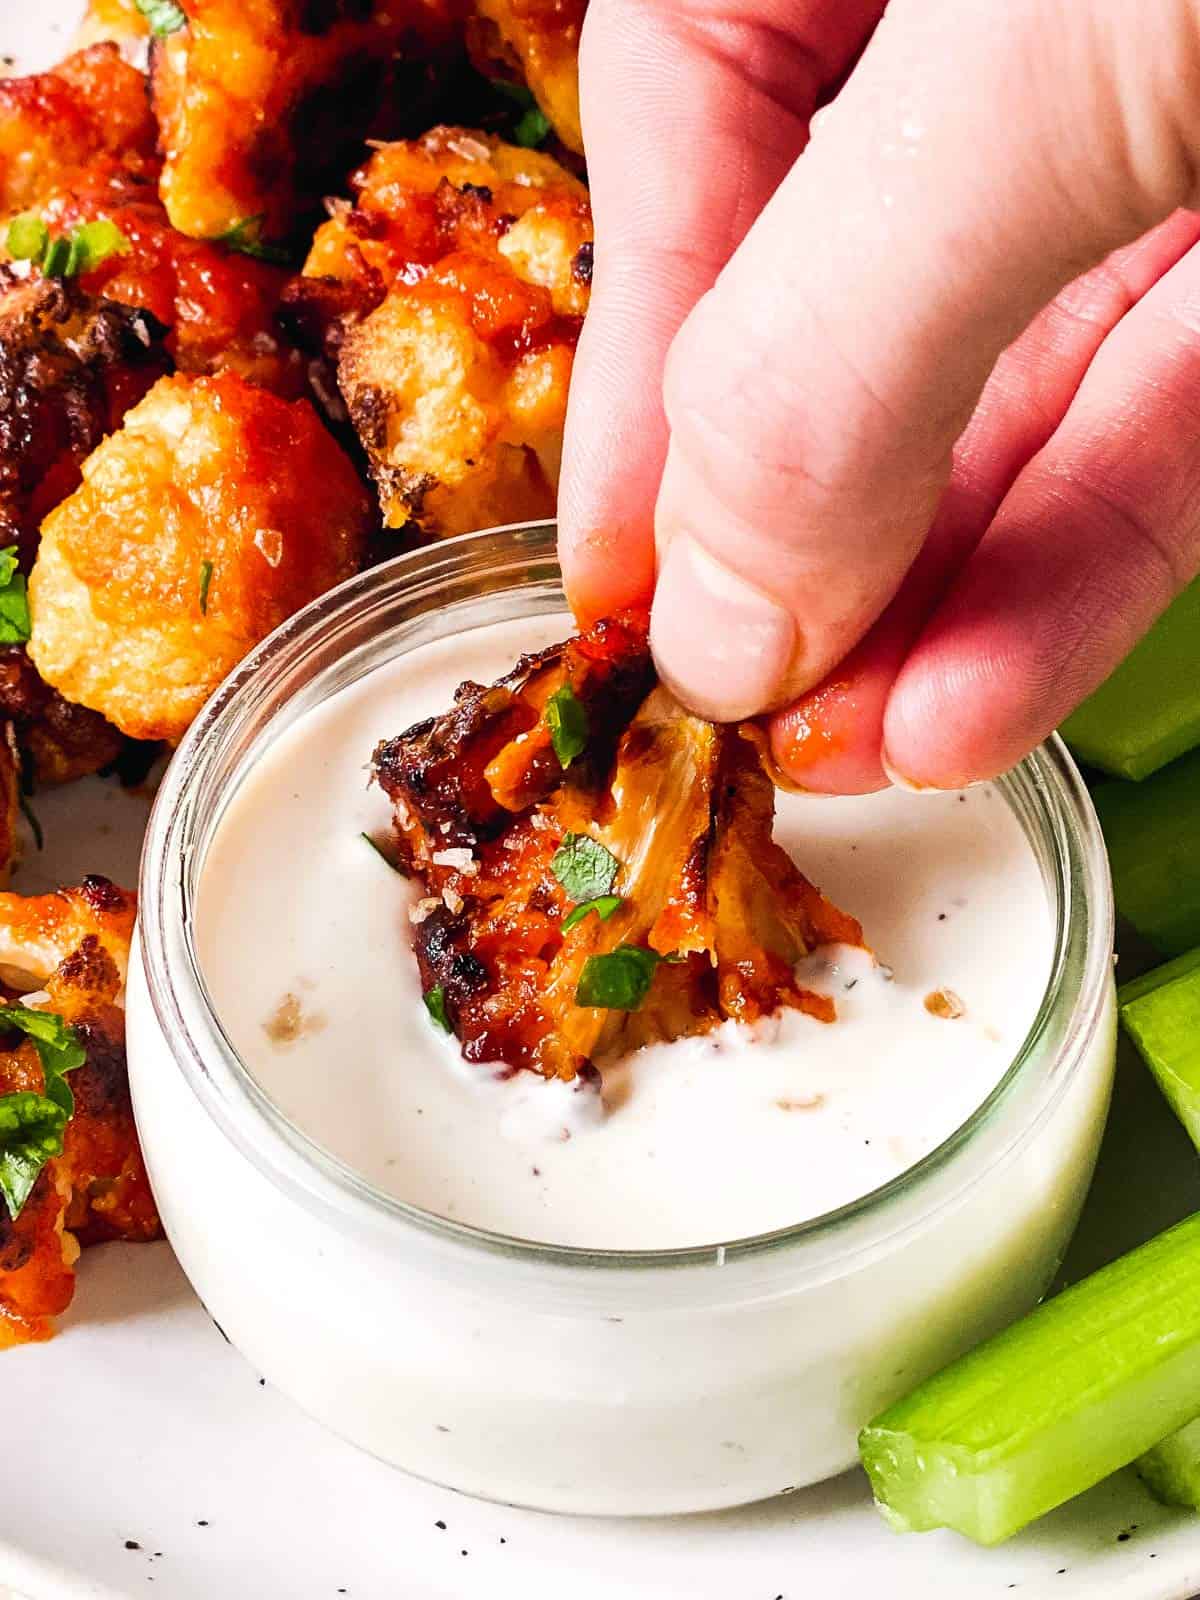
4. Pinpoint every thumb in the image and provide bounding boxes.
[649,0,1200,721]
